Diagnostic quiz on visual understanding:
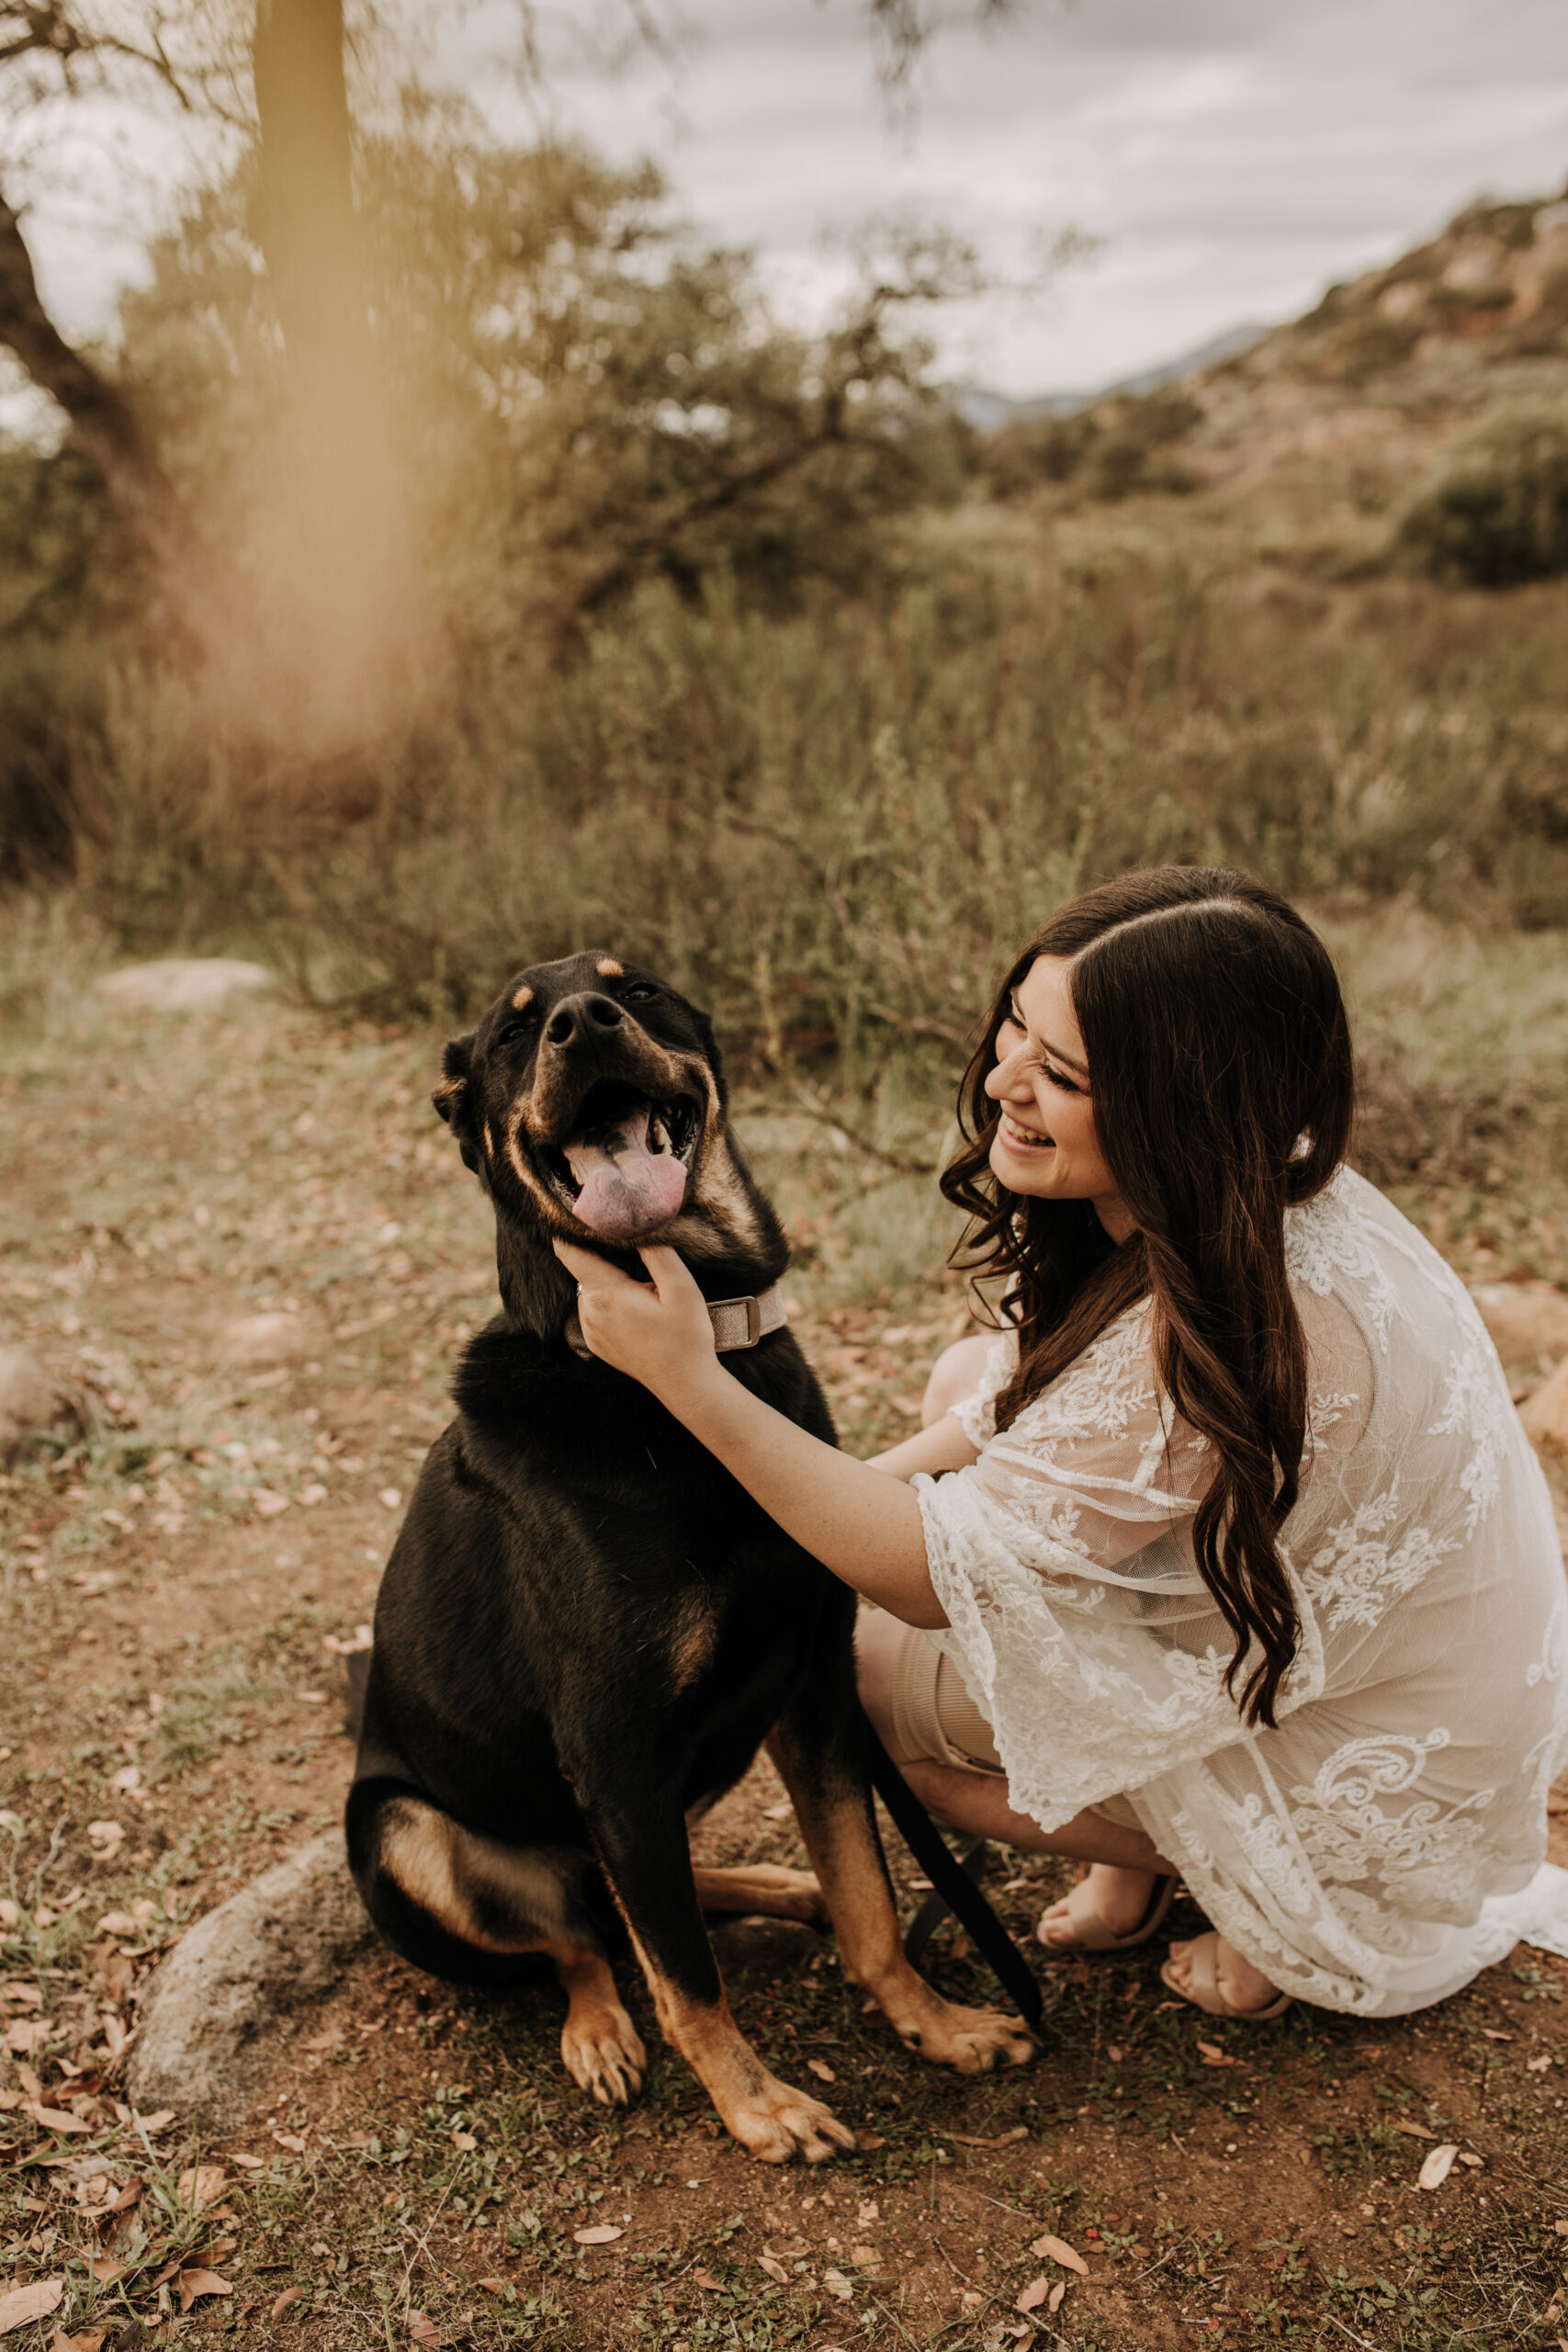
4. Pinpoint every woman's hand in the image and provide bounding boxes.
[553,1239,720,1407]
